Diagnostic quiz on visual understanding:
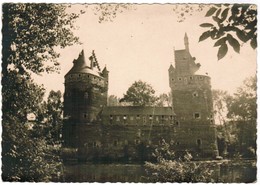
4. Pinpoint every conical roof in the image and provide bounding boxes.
[65,50,101,77]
